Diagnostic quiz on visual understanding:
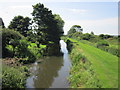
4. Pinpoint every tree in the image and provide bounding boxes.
[8,15,31,37]
[32,3,64,55]
[91,31,94,35]
[82,33,92,40]
[99,34,104,39]
[99,34,113,39]
[53,14,64,36]
[68,25,83,35]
